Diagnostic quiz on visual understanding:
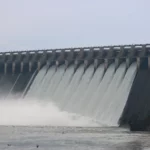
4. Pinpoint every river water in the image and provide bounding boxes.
[0,126,150,150]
